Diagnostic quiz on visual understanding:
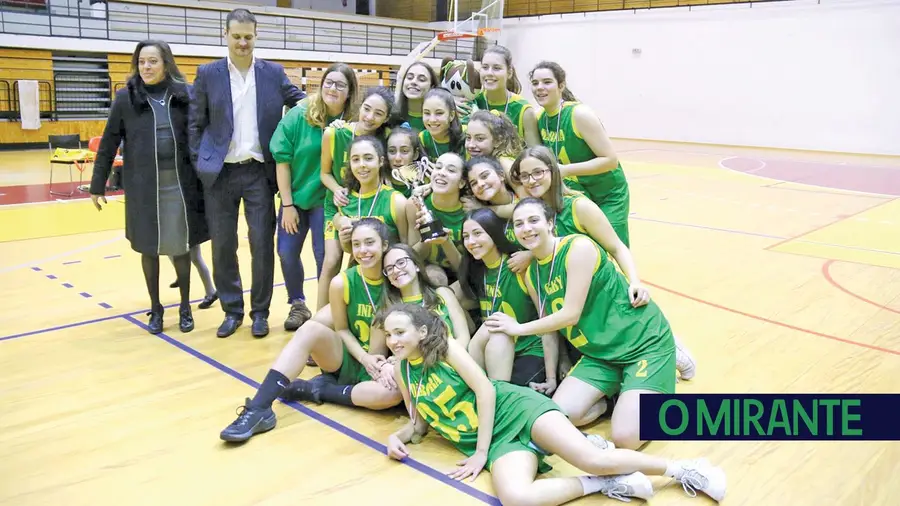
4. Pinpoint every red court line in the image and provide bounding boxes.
[644,280,900,357]
[821,260,900,316]
[765,198,896,251]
